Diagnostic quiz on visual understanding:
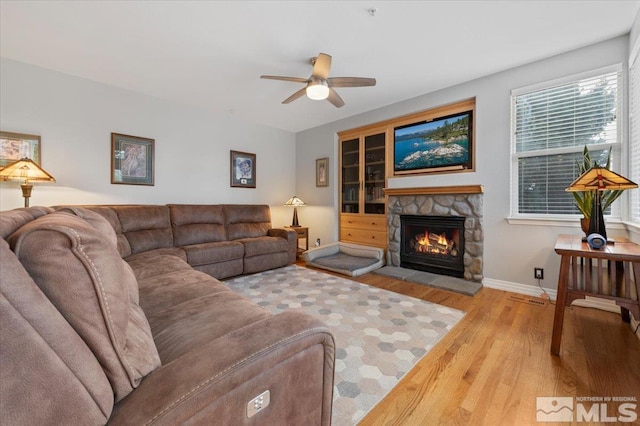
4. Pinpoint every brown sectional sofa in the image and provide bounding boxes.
[87,204,298,279]
[0,204,335,425]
